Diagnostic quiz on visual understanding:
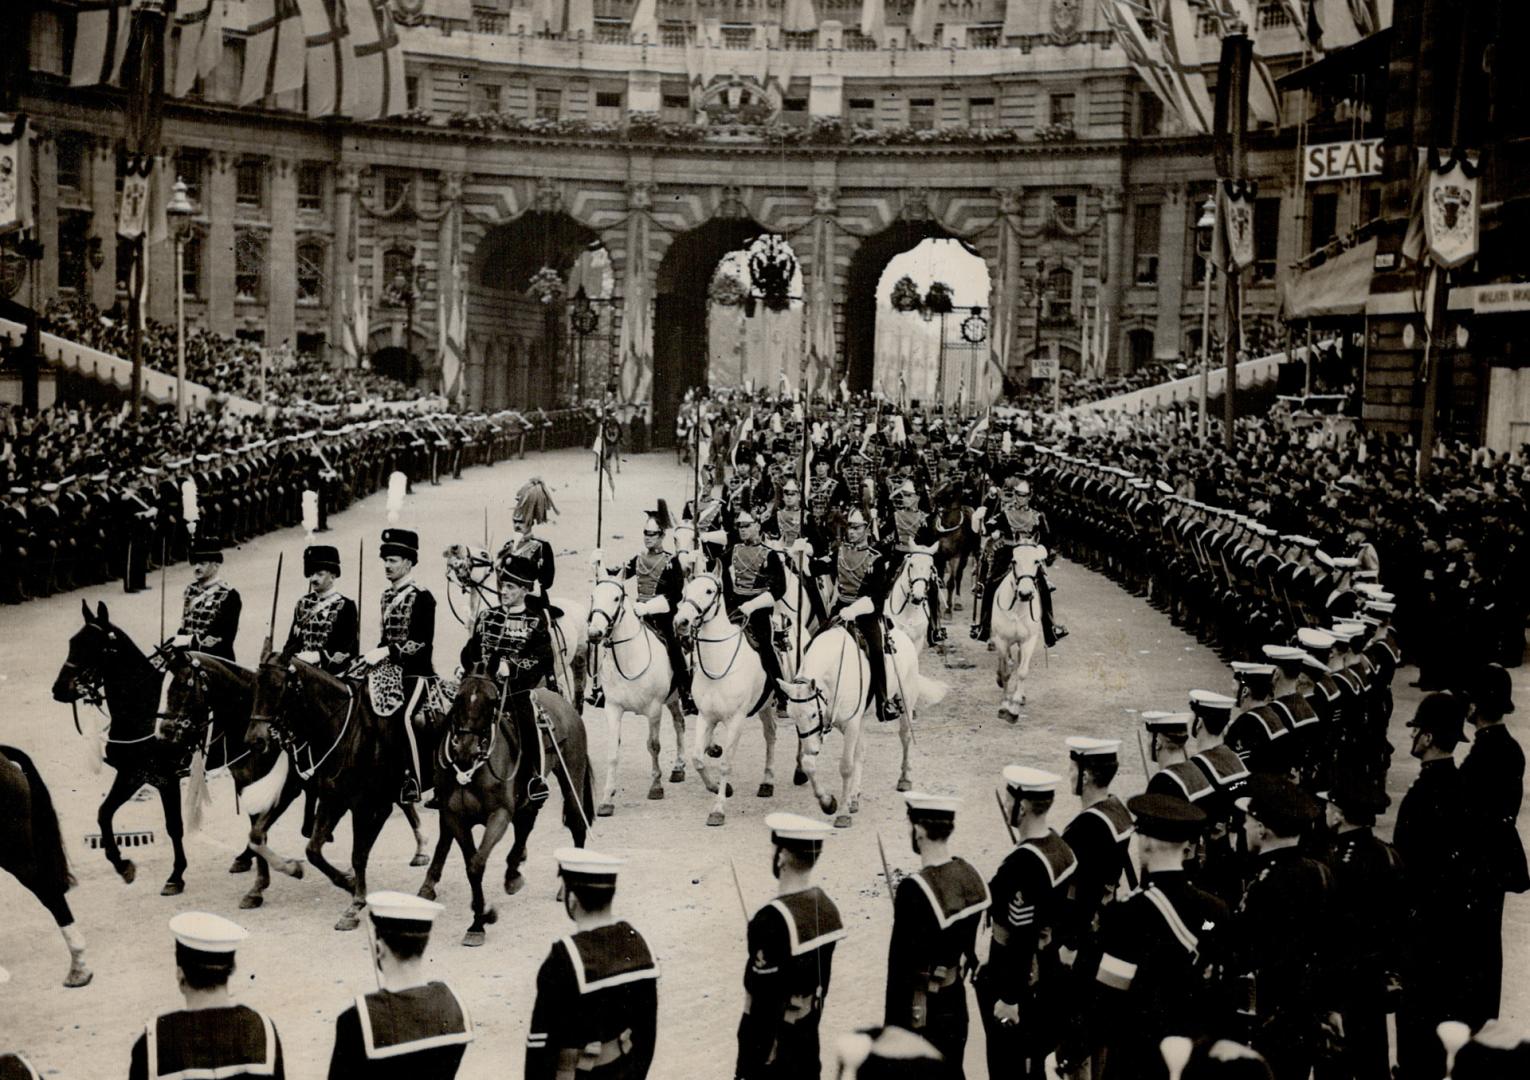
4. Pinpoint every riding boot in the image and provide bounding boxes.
[514,697,550,803]
[584,647,605,708]
[1038,569,1068,646]
[855,614,900,722]
[749,610,788,708]
[975,570,1001,642]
